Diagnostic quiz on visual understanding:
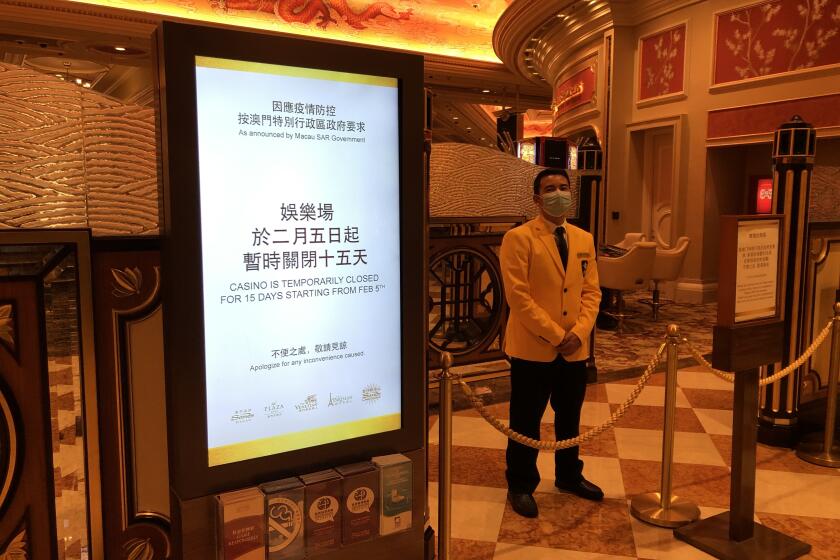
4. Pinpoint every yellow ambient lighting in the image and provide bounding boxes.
[65,0,507,62]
